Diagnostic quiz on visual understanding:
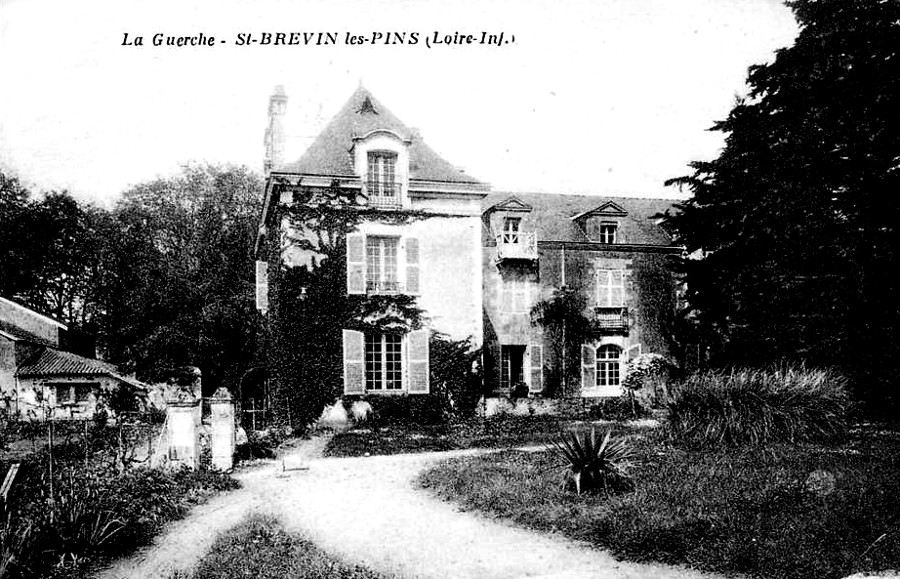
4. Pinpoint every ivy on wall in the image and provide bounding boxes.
[530,286,598,397]
[264,181,481,429]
